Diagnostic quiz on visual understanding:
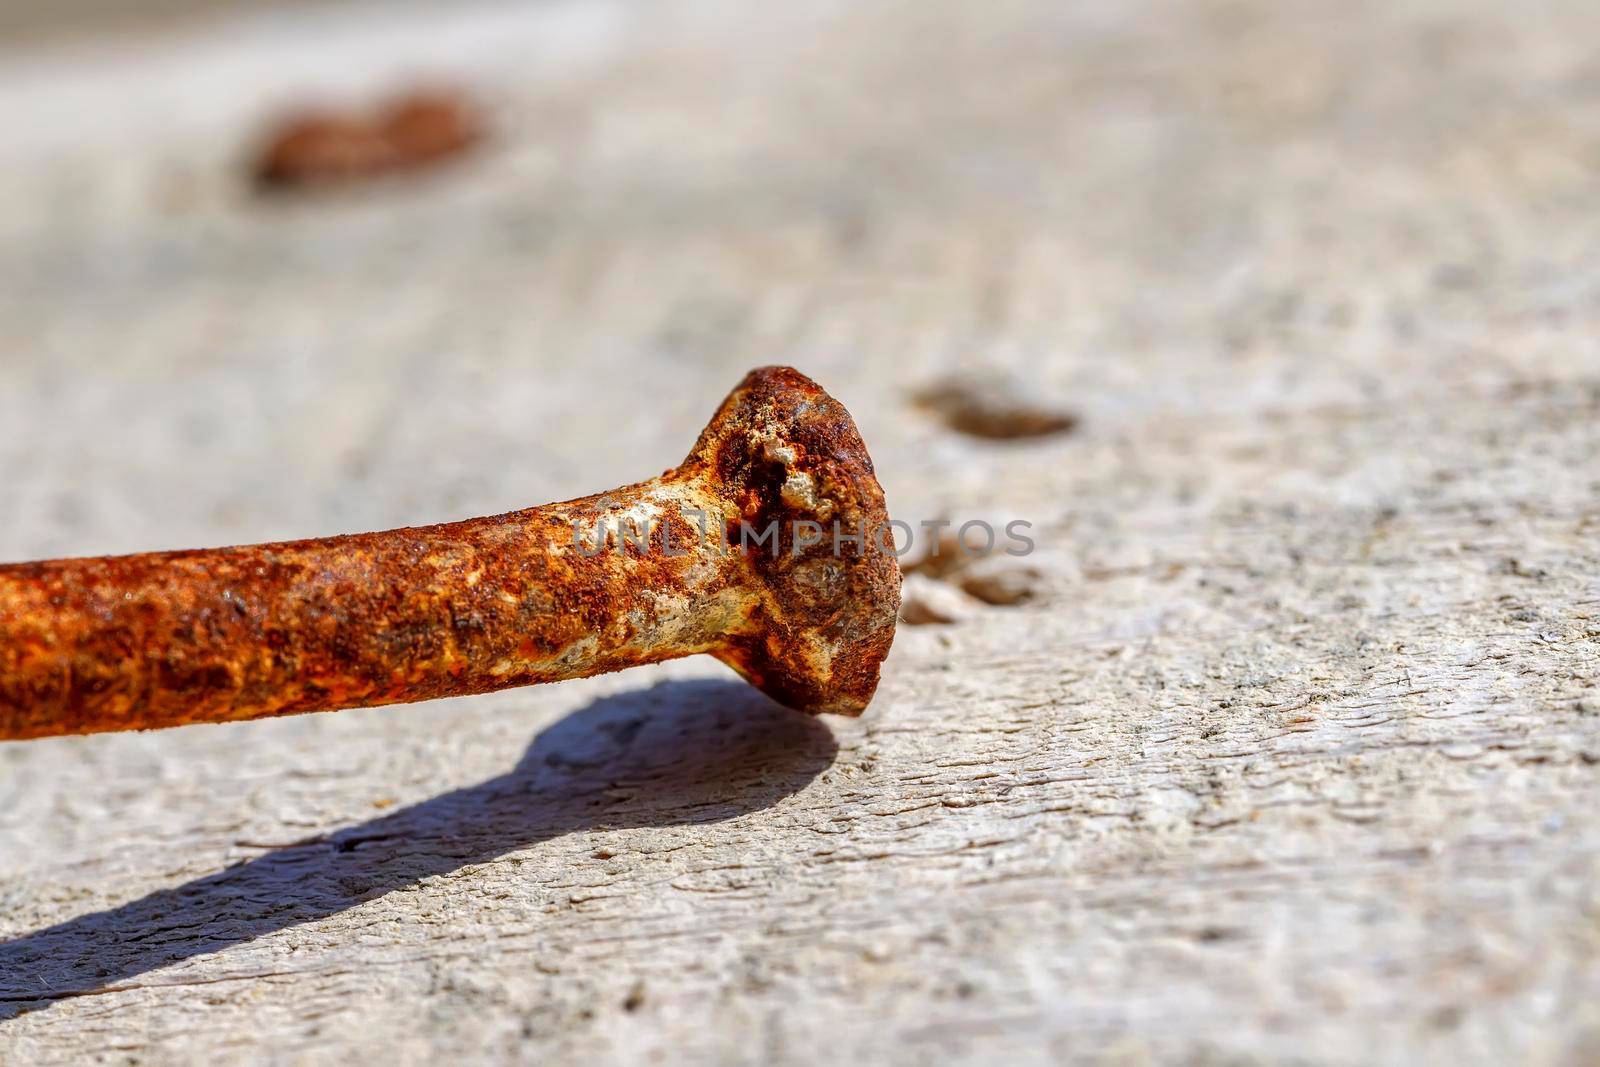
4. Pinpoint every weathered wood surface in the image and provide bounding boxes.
[2,0,1599,1062]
